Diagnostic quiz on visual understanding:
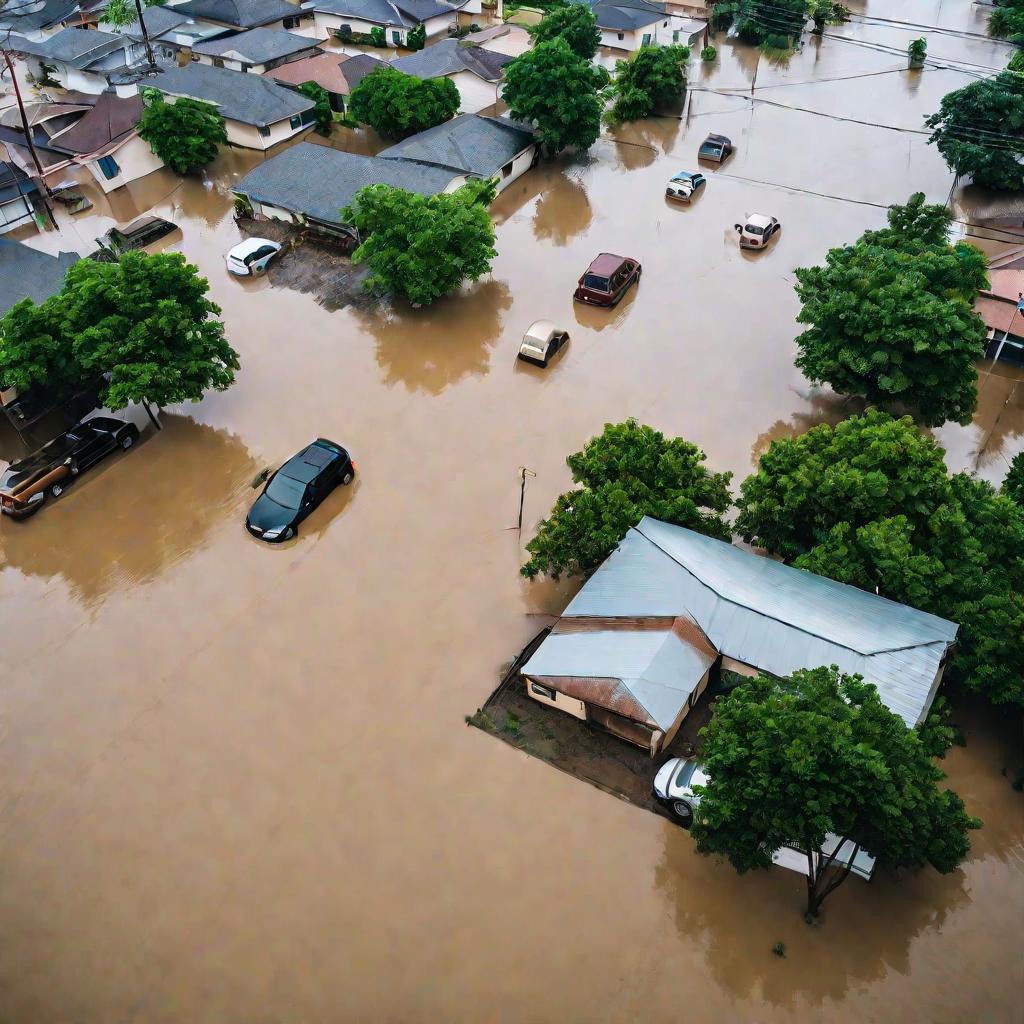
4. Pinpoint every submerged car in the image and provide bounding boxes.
[246,438,354,542]
[665,171,706,202]
[573,253,642,308]
[735,213,781,249]
[0,416,139,519]
[653,756,877,880]
[99,216,178,254]
[225,237,283,277]
[698,133,733,163]
[518,320,569,367]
